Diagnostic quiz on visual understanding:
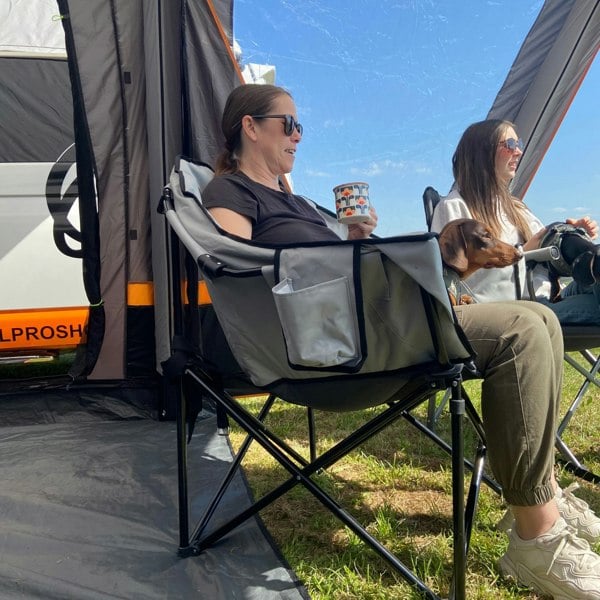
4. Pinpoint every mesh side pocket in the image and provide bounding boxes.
[272,276,360,368]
